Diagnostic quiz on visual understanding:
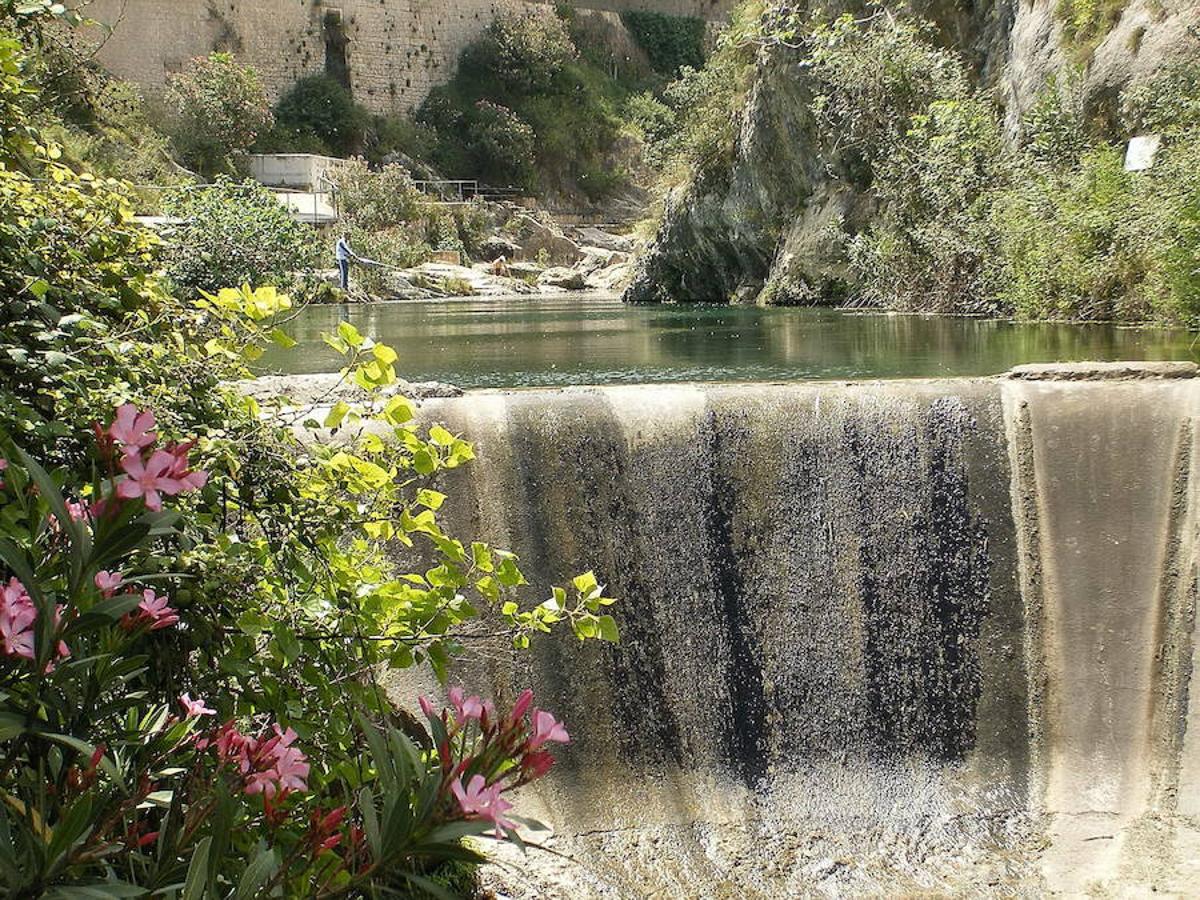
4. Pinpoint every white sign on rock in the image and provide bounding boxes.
[1124,134,1162,172]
